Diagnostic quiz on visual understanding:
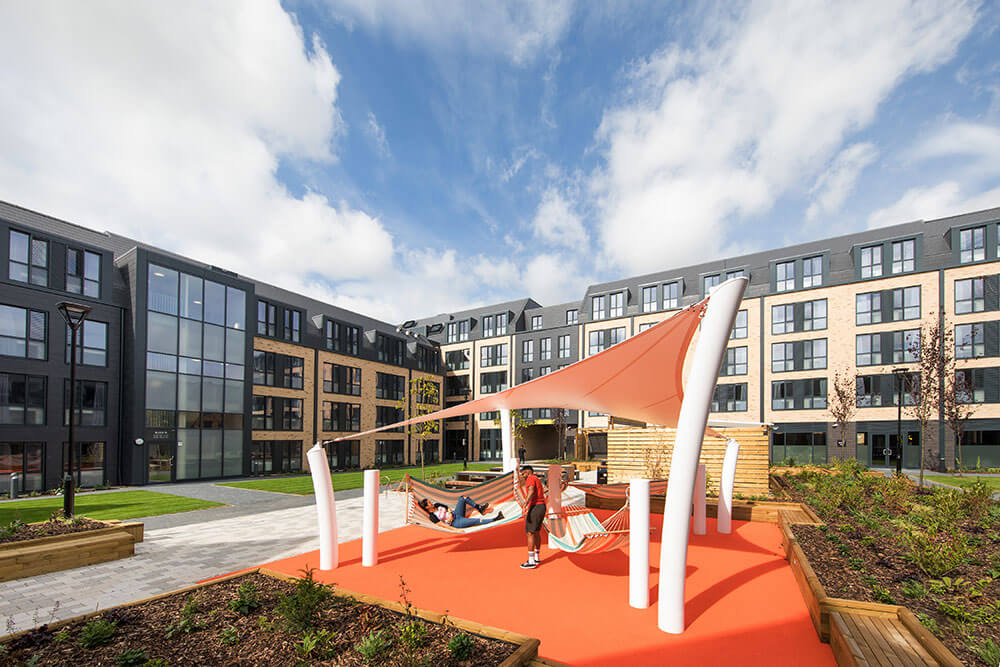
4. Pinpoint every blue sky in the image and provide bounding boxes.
[1,1,999,322]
